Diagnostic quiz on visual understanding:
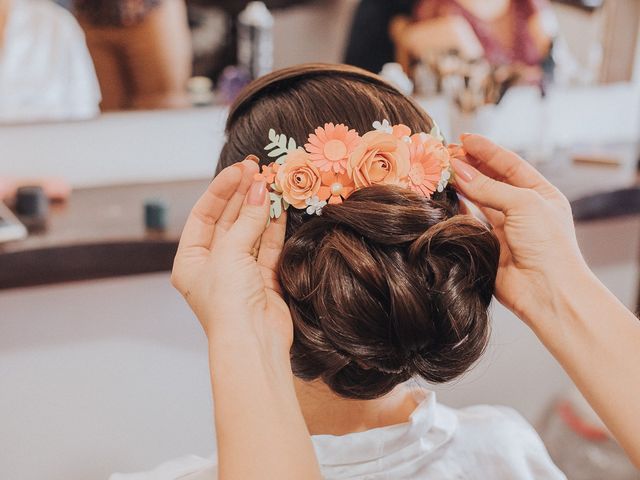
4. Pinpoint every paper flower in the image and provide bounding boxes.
[263,120,453,216]
[347,131,410,188]
[372,119,393,134]
[318,171,355,205]
[407,133,452,196]
[274,148,322,209]
[305,123,360,174]
[447,143,466,162]
[391,124,412,142]
[254,163,279,184]
[305,195,327,216]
